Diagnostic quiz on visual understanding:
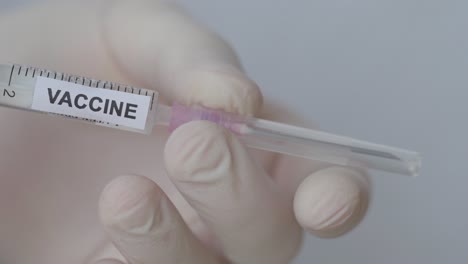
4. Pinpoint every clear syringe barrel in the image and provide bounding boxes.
[0,63,421,176]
